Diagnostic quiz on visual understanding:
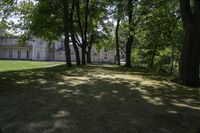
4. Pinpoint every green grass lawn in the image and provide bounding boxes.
[0,60,64,72]
[0,61,199,133]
